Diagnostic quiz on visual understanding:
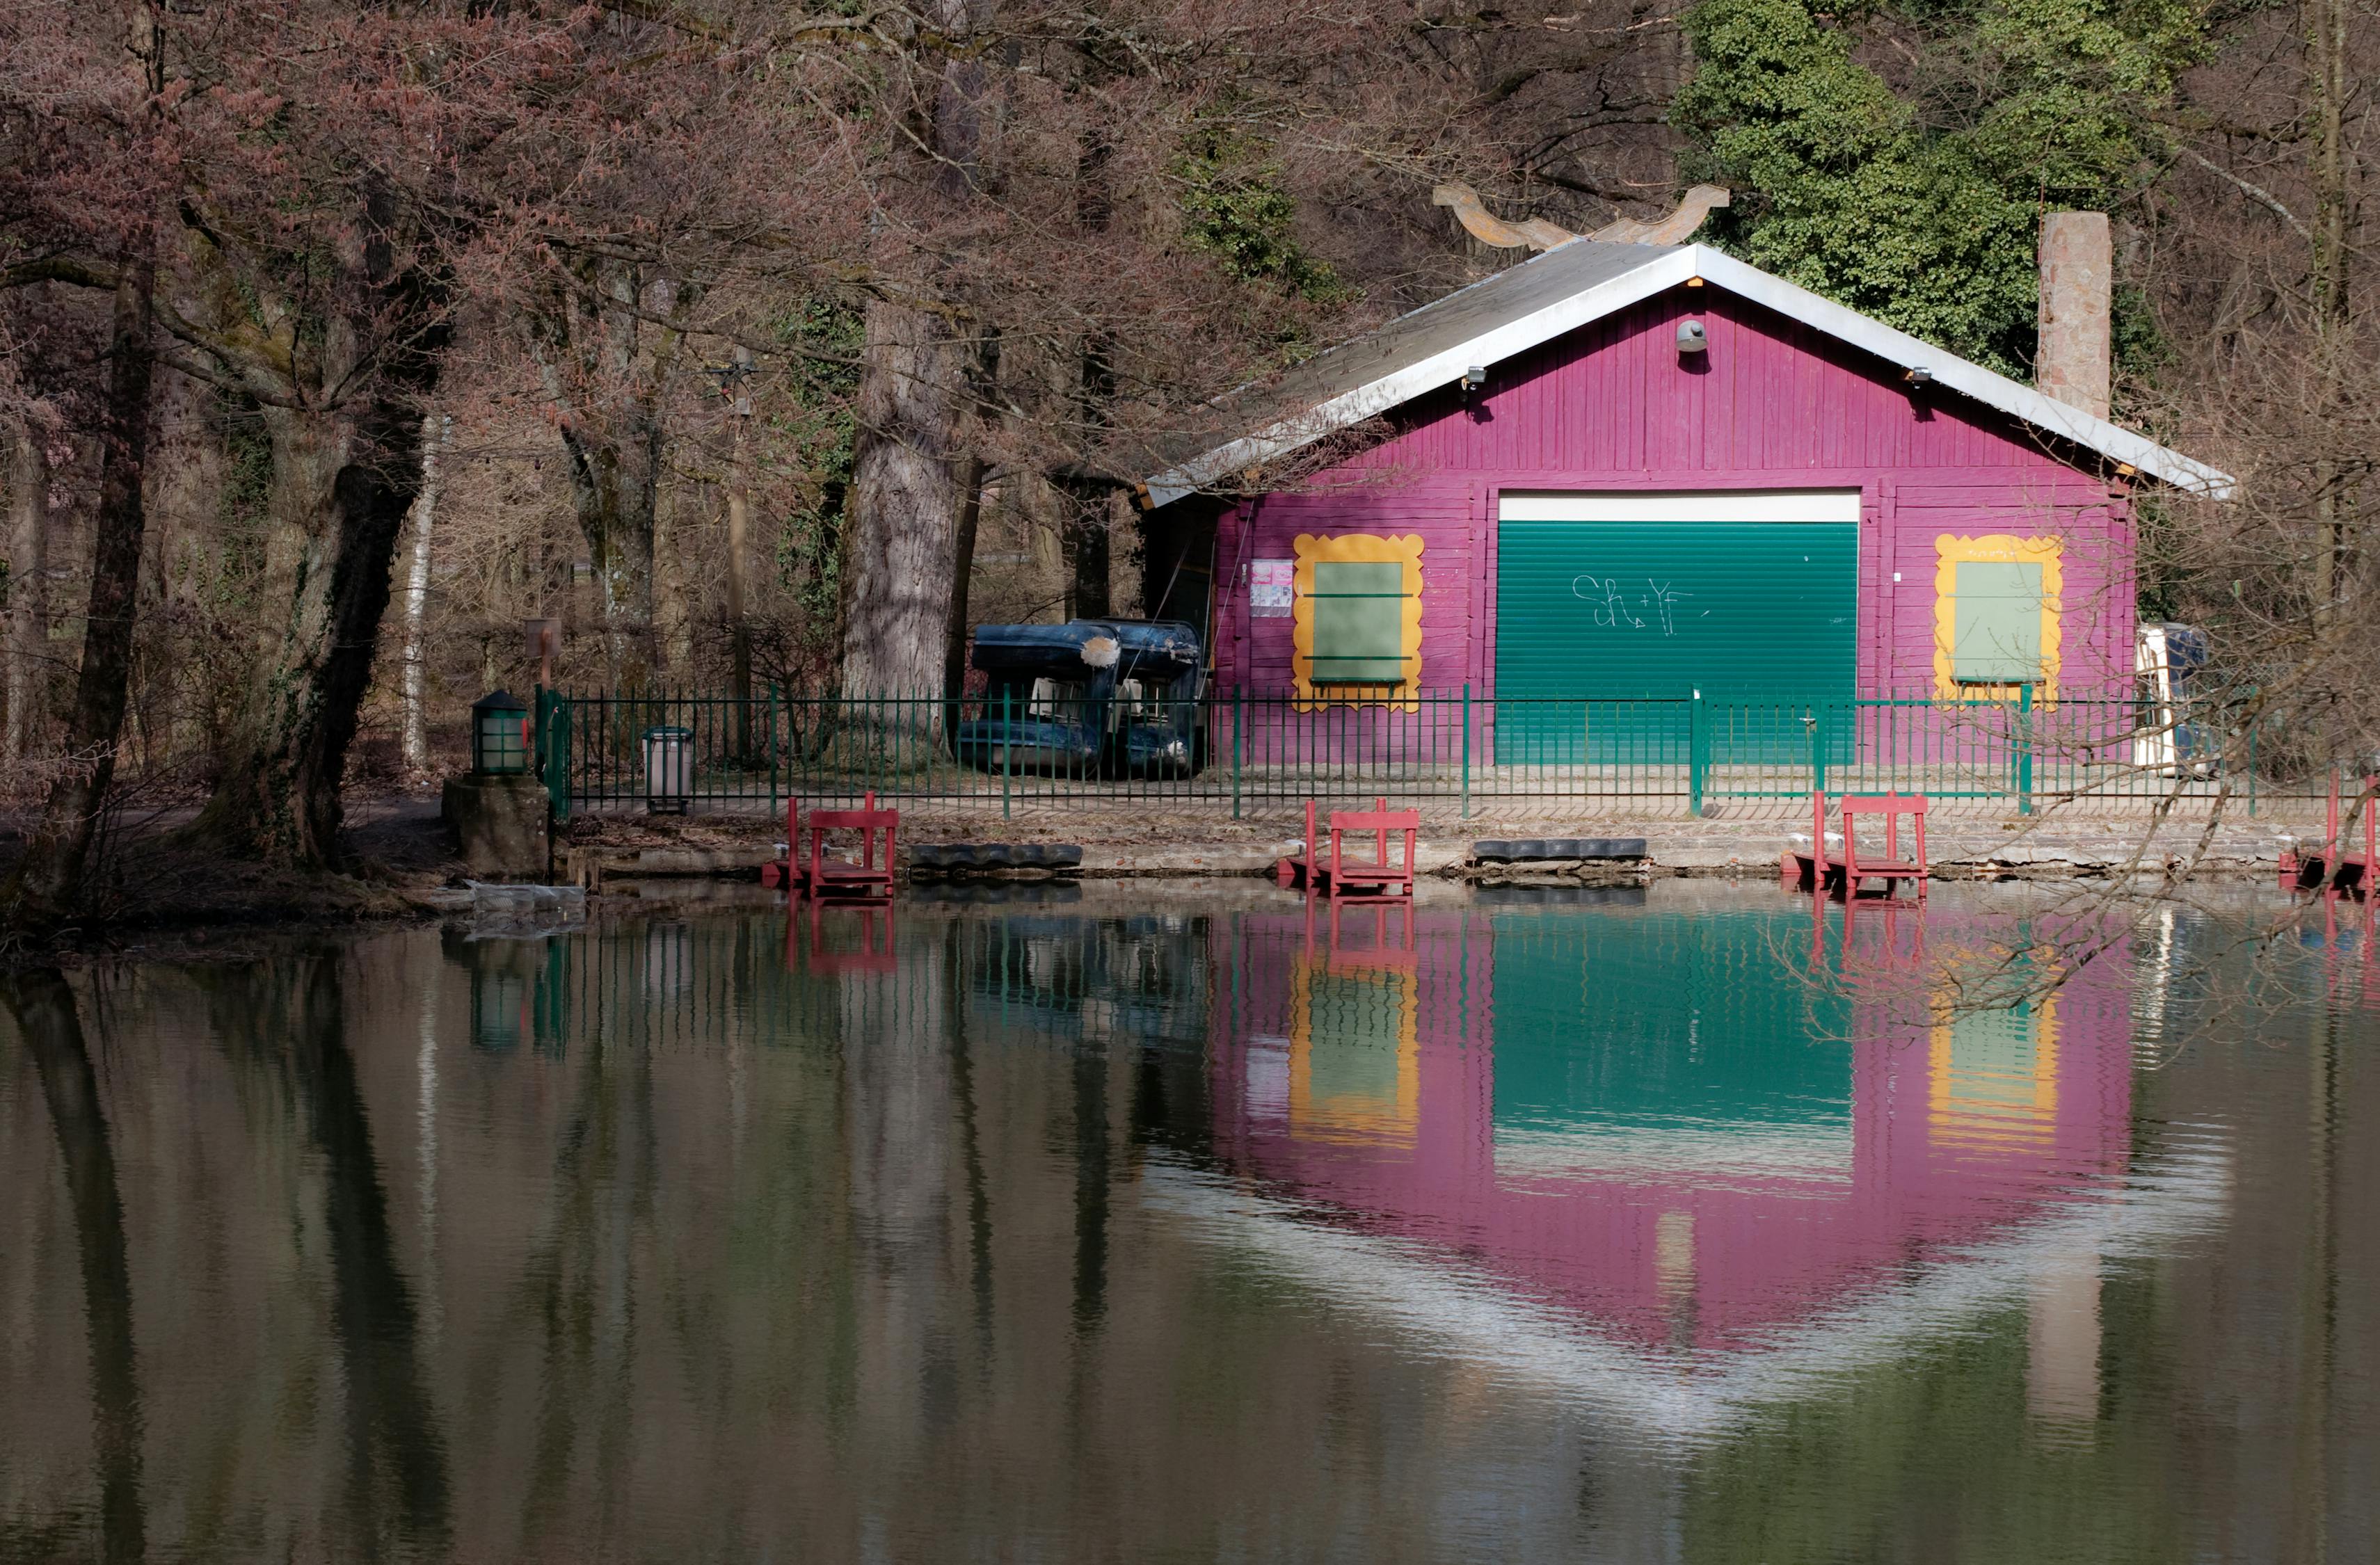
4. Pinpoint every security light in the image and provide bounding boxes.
[1675,320,1707,355]
[1461,364,1487,392]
